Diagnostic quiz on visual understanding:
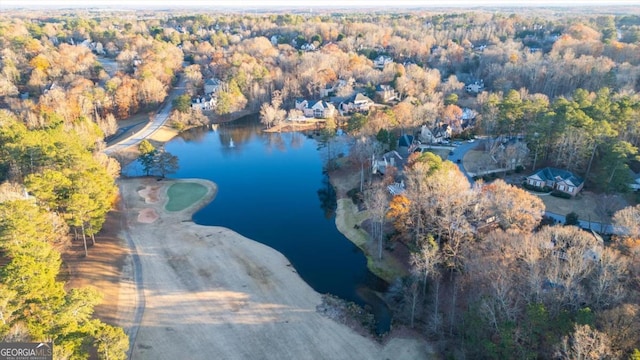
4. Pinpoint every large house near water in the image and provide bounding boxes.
[295,99,336,118]
[191,95,216,111]
[526,167,584,196]
[339,93,375,114]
